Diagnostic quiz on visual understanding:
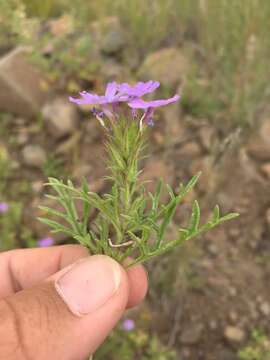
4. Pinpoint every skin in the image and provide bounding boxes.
[0,245,148,360]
